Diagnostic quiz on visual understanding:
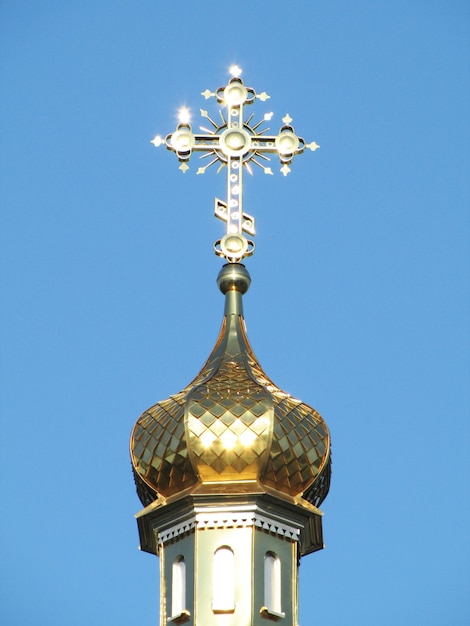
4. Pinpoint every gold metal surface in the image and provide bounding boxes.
[186,353,273,482]
[131,393,198,499]
[130,272,331,505]
[240,323,330,498]
[152,67,320,262]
